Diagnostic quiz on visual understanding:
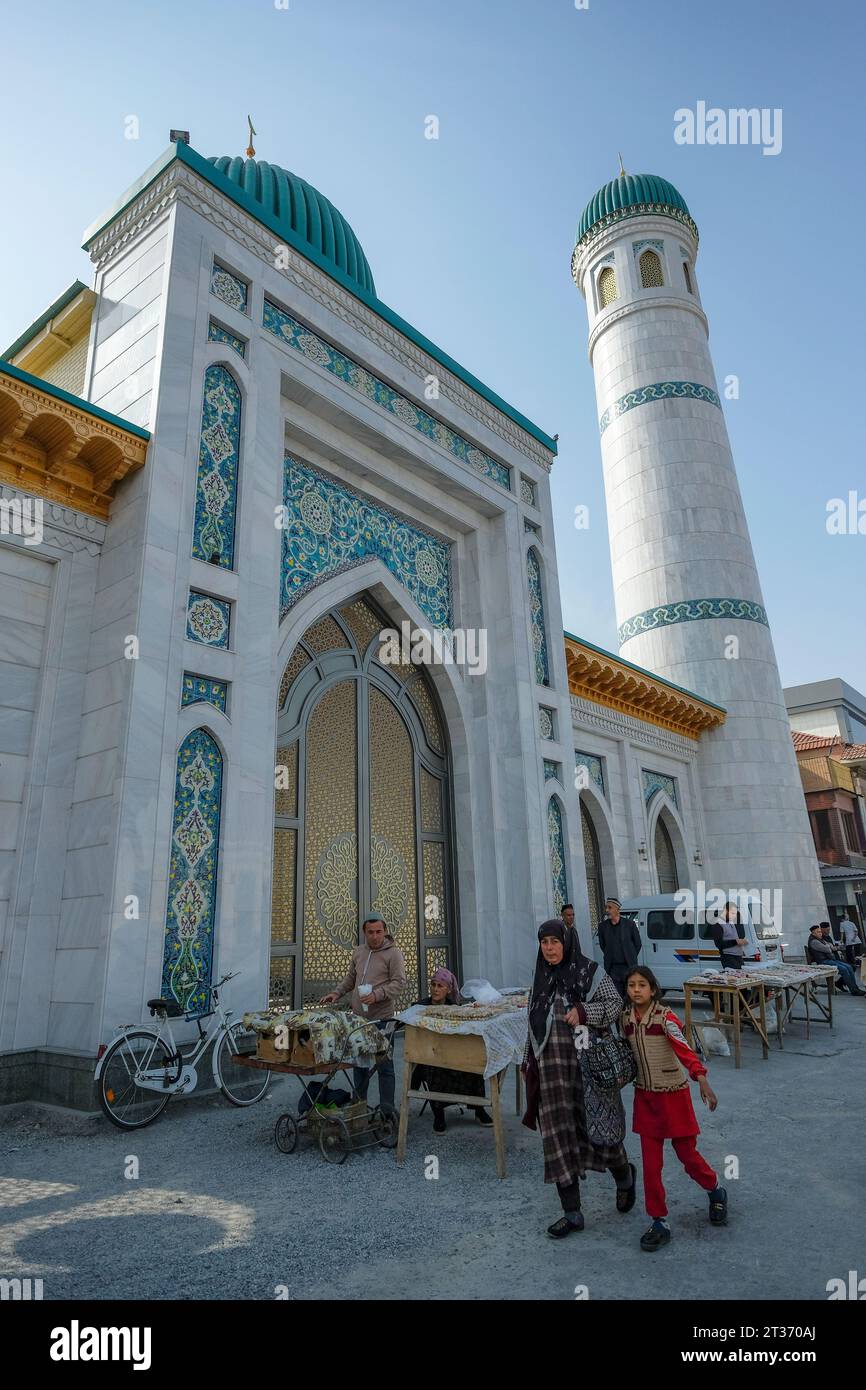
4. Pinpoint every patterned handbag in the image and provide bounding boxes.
[584,1024,636,1092]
